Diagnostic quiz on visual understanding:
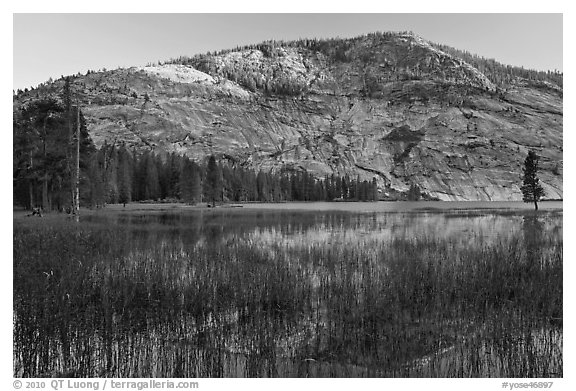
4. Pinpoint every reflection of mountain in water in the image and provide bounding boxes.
[83,208,563,253]
[15,206,563,377]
